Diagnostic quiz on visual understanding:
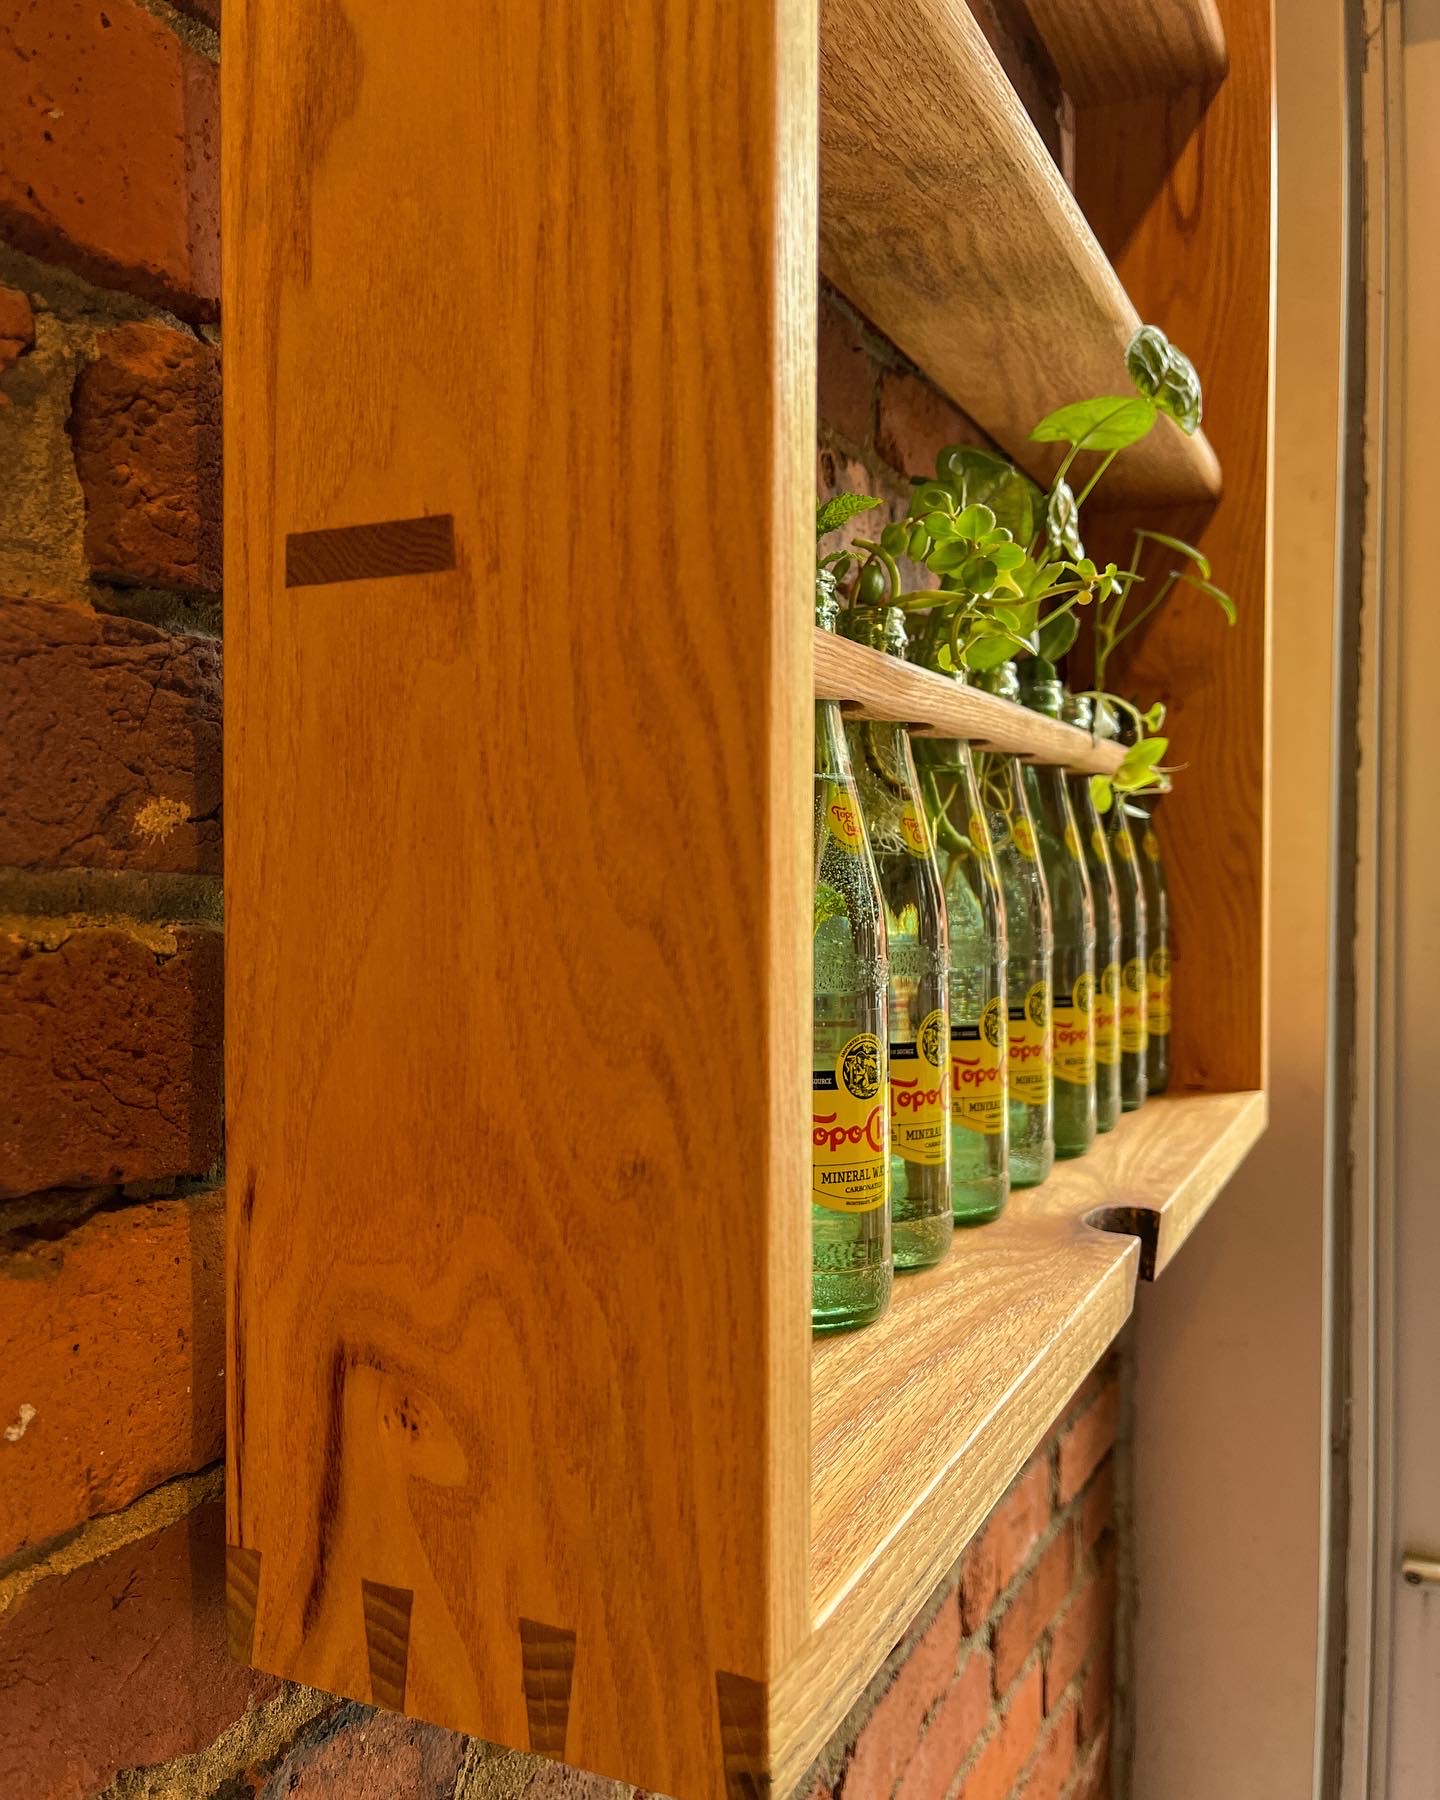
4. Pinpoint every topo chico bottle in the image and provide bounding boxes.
[1064,695,1122,1134]
[812,591,891,1332]
[1021,662,1096,1160]
[1107,798,1149,1112]
[1137,802,1172,1095]
[913,725,1009,1225]
[839,605,952,1271]
[975,662,1054,1188]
